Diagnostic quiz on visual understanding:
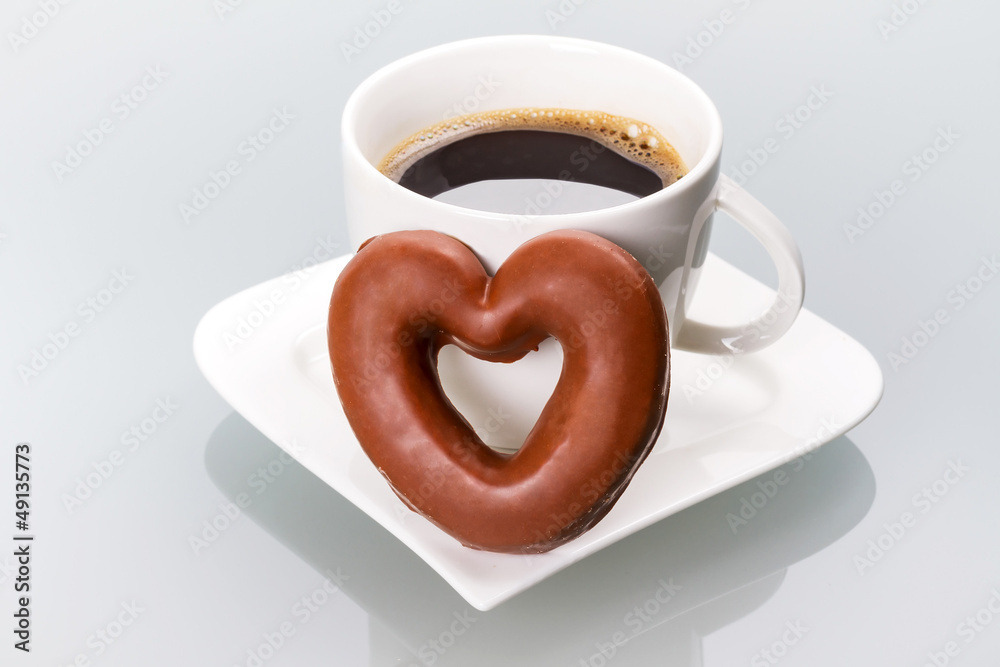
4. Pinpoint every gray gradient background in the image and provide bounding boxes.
[1,0,998,665]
